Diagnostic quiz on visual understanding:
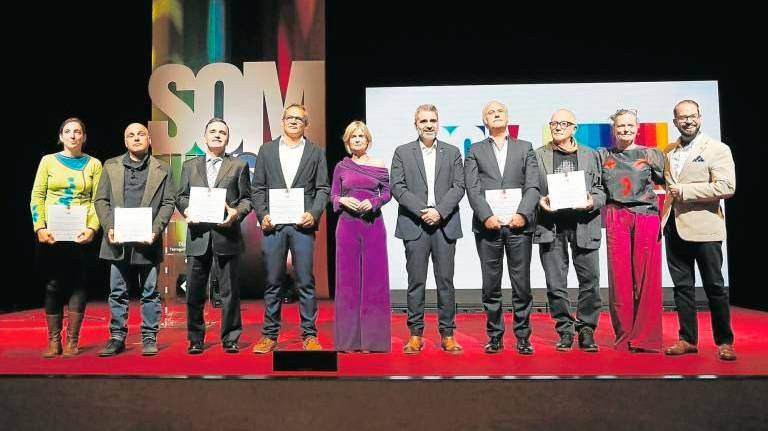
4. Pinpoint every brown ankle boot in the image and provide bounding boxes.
[62,312,84,357]
[43,314,63,358]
